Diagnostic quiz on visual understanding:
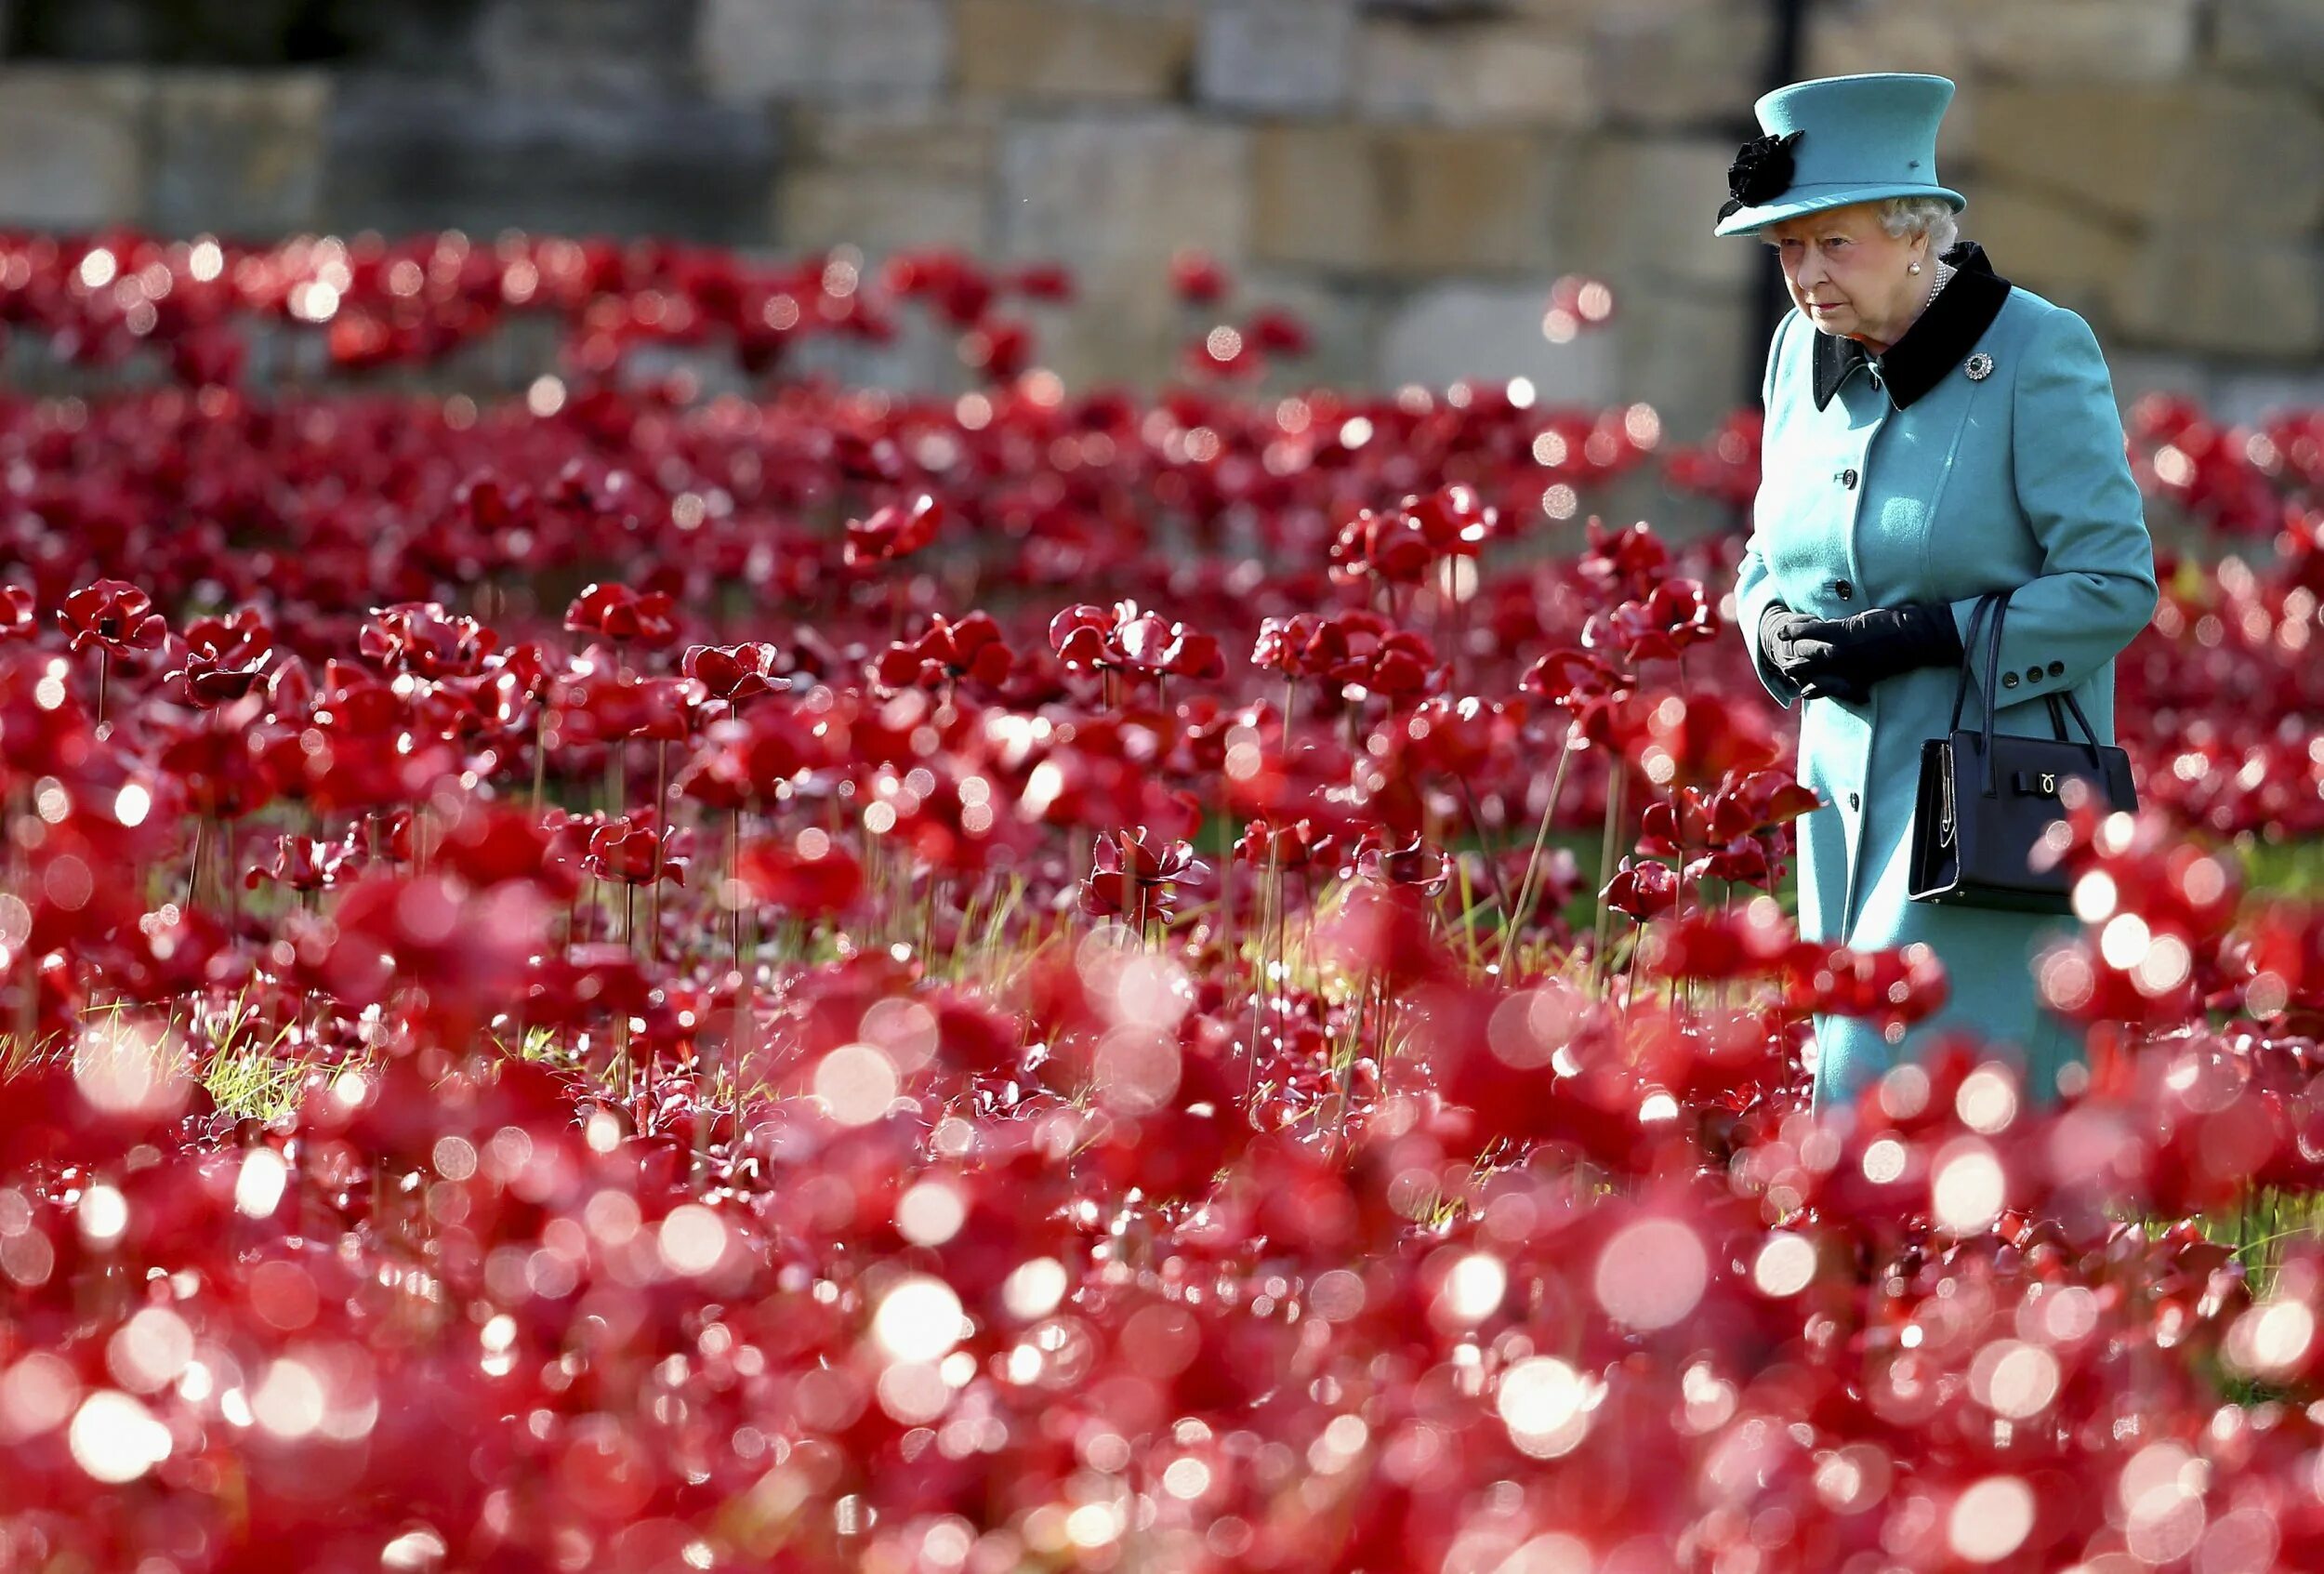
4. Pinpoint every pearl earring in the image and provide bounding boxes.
[1908,262,1922,274]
